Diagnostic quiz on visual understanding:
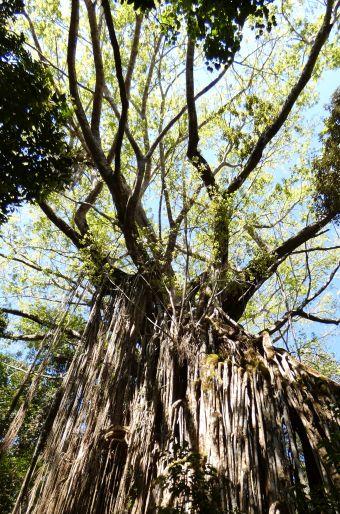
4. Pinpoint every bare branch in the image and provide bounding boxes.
[220,213,335,320]
[84,0,105,140]
[1,308,82,339]
[164,183,205,266]
[1,332,46,342]
[38,201,83,249]
[3,362,62,380]
[146,67,228,160]
[101,0,129,176]
[185,37,216,192]
[292,245,340,254]
[160,141,174,228]
[226,0,336,195]
[0,253,43,273]
[67,0,108,170]
[0,252,81,290]
[296,311,339,325]
[74,179,104,234]
[141,35,163,120]
[266,261,340,334]
[23,10,44,57]
[125,13,143,98]
[274,214,334,263]
[104,85,143,161]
